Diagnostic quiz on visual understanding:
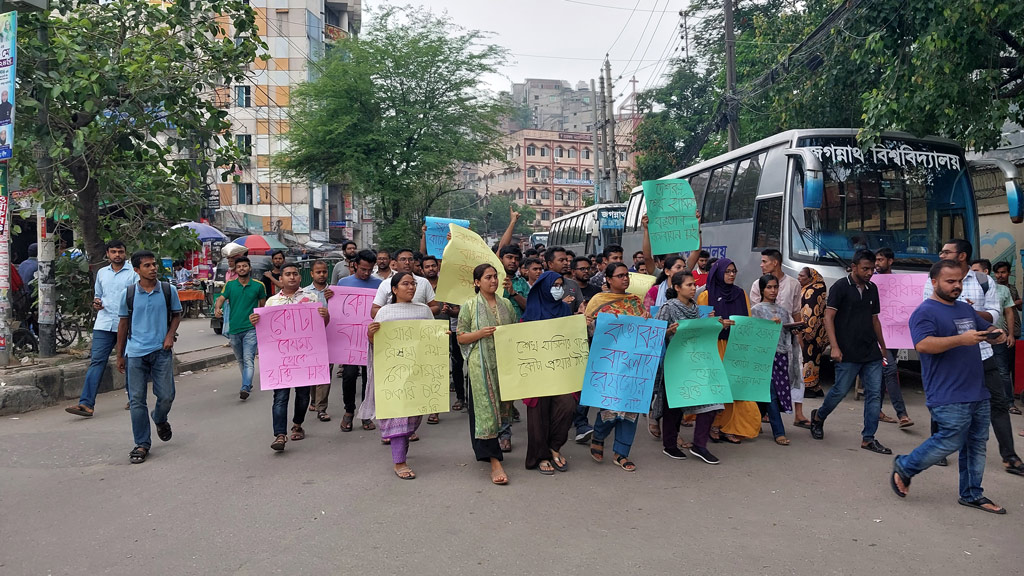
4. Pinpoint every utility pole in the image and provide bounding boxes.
[723,0,740,151]
[36,20,56,357]
[589,79,601,206]
[681,10,689,62]
[603,58,618,203]
[597,75,610,205]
